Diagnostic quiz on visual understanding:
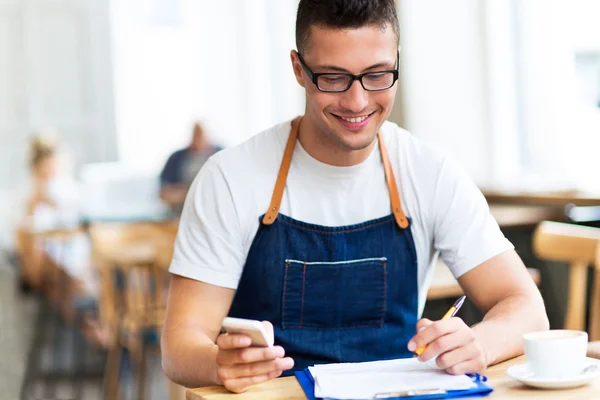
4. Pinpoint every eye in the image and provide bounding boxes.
[365,72,388,81]
[321,75,347,84]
